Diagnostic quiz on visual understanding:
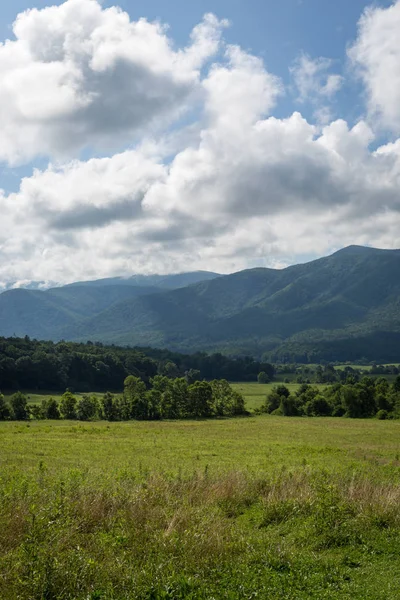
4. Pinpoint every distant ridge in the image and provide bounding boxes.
[65,271,221,289]
[1,247,400,362]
